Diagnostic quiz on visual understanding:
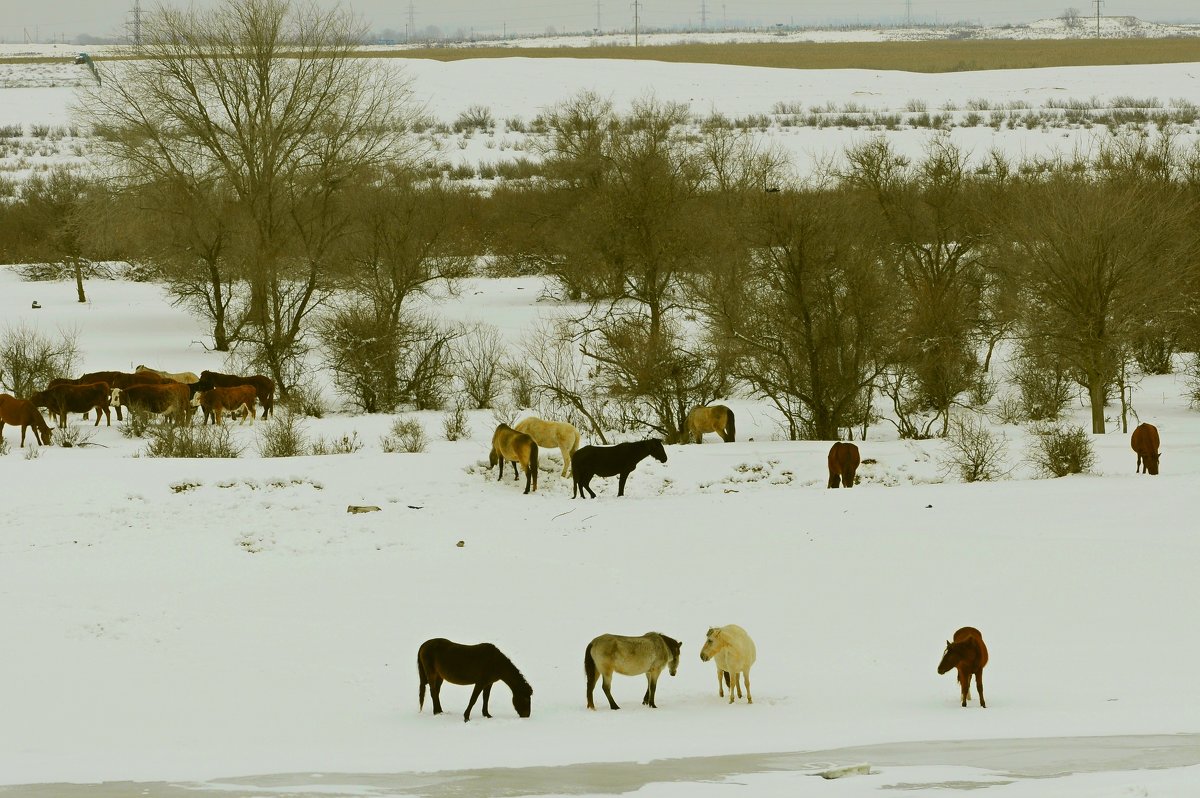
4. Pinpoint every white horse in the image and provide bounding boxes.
[135,364,201,385]
[700,624,756,704]
[514,416,581,477]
